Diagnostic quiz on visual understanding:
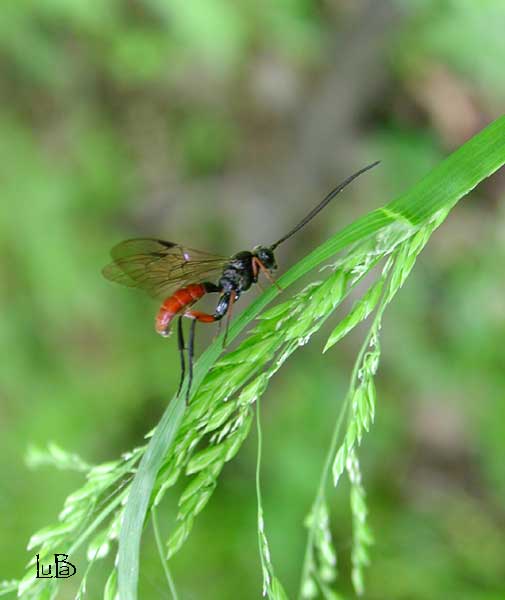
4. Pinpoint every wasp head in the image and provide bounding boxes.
[252,246,277,271]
